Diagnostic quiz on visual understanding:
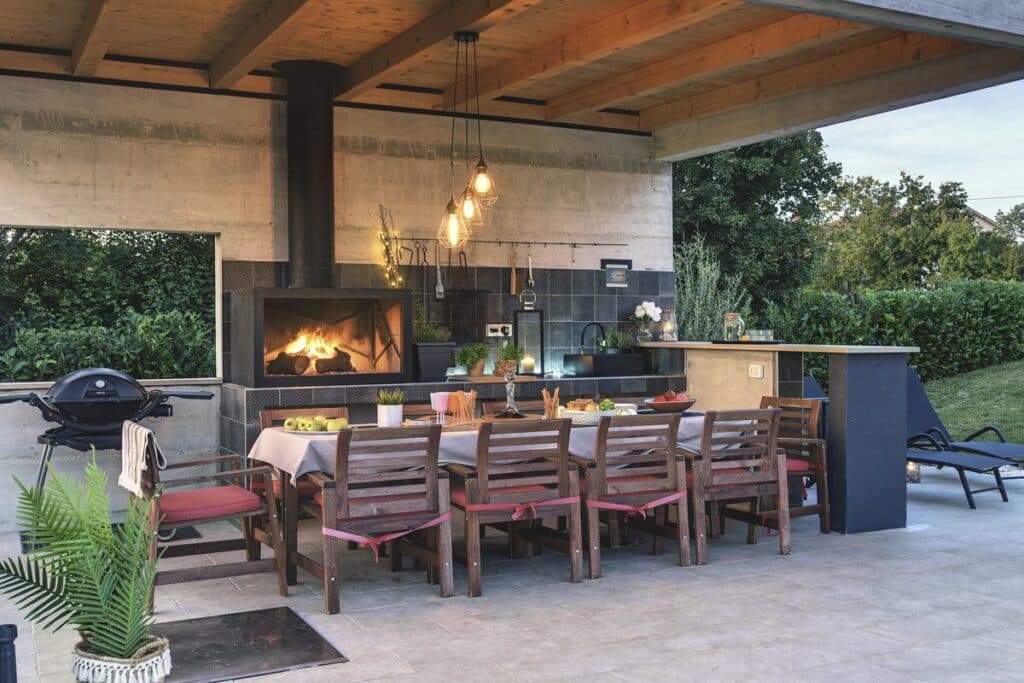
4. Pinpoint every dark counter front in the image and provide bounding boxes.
[220,374,683,456]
